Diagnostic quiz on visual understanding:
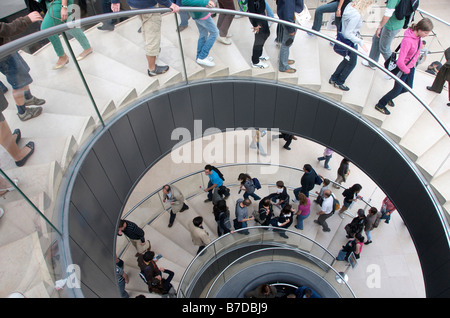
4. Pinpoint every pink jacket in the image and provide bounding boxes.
[397,28,423,74]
